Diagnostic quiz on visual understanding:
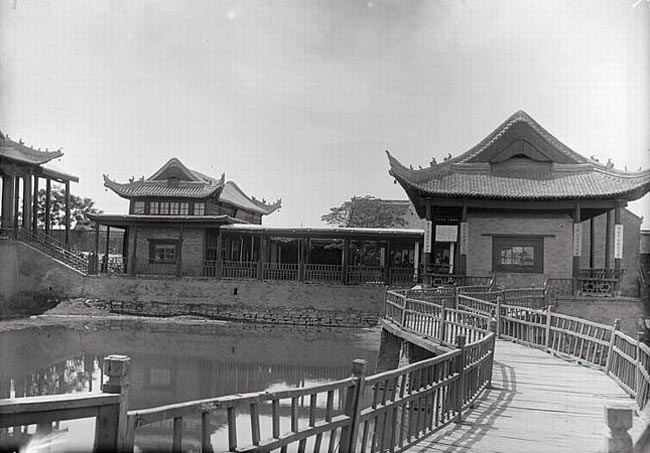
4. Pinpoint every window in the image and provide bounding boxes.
[150,201,159,215]
[492,236,543,273]
[179,202,189,215]
[149,240,178,264]
[159,202,170,215]
[169,202,179,215]
[133,201,145,214]
[194,202,205,216]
